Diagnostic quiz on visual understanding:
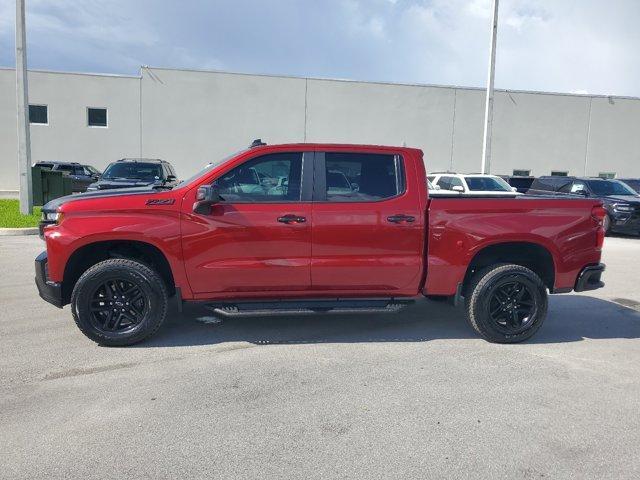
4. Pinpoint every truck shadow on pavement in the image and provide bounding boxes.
[136,295,640,348]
